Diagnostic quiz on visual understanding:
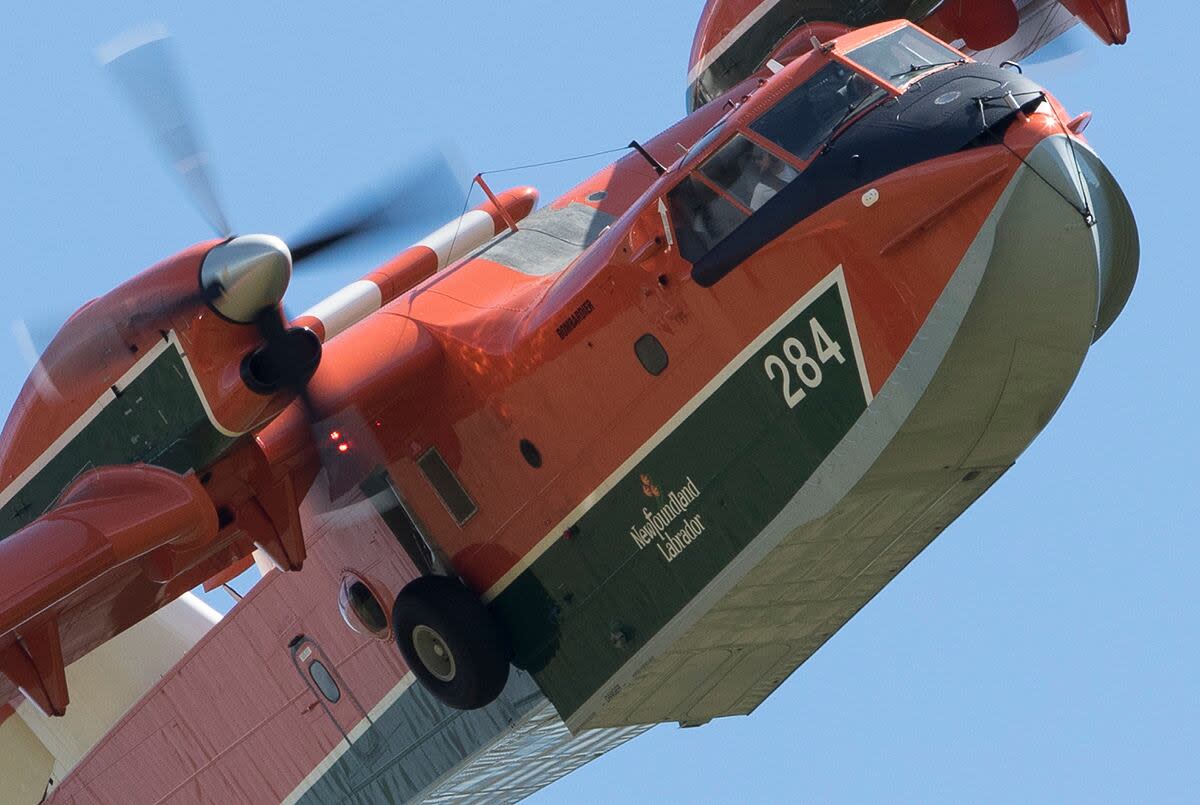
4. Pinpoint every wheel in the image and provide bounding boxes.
[391,575,510,710]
